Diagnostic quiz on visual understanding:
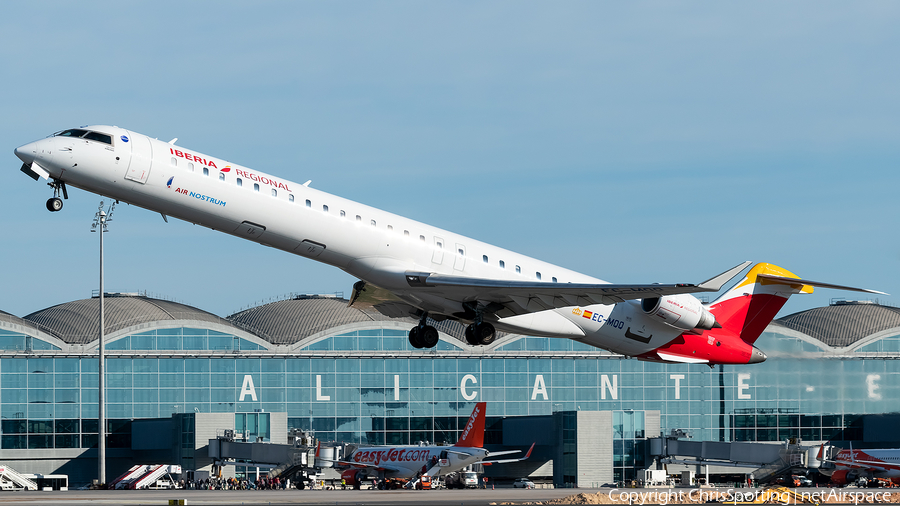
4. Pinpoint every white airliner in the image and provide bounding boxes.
[13,126,884,365]
[333,402,532,488]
